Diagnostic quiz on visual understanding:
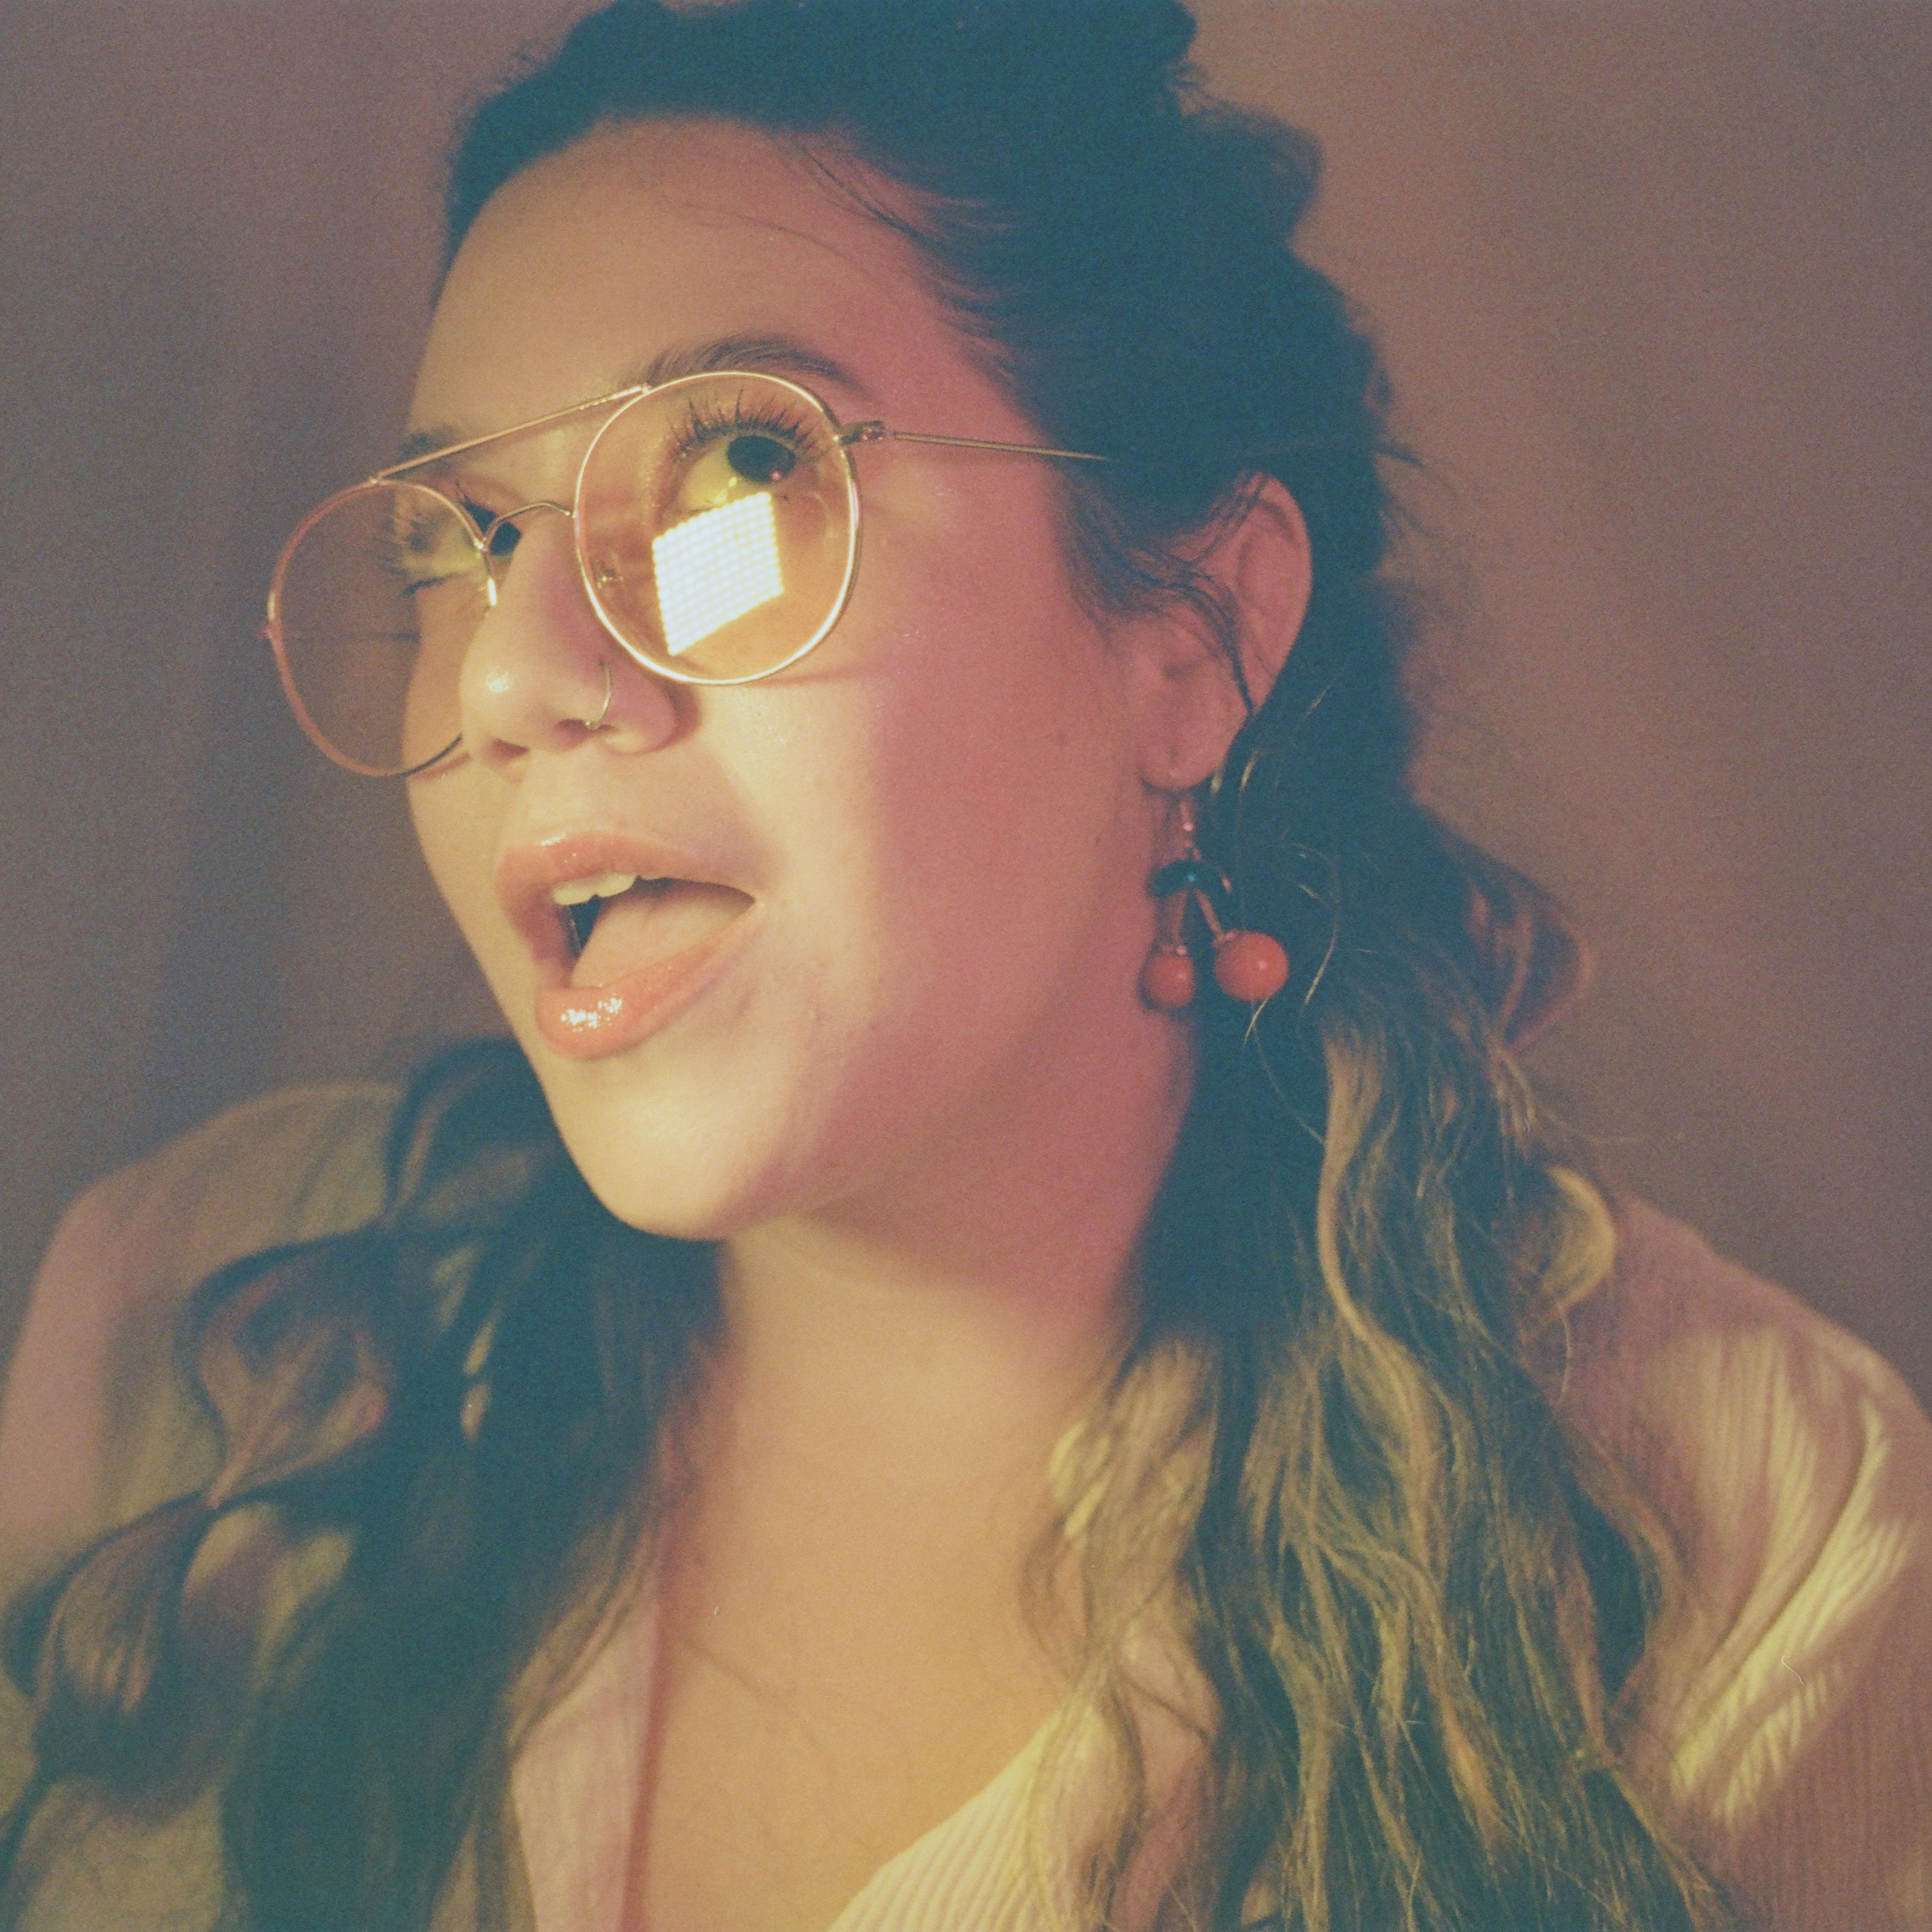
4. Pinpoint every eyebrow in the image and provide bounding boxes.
[389,334,878,469]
